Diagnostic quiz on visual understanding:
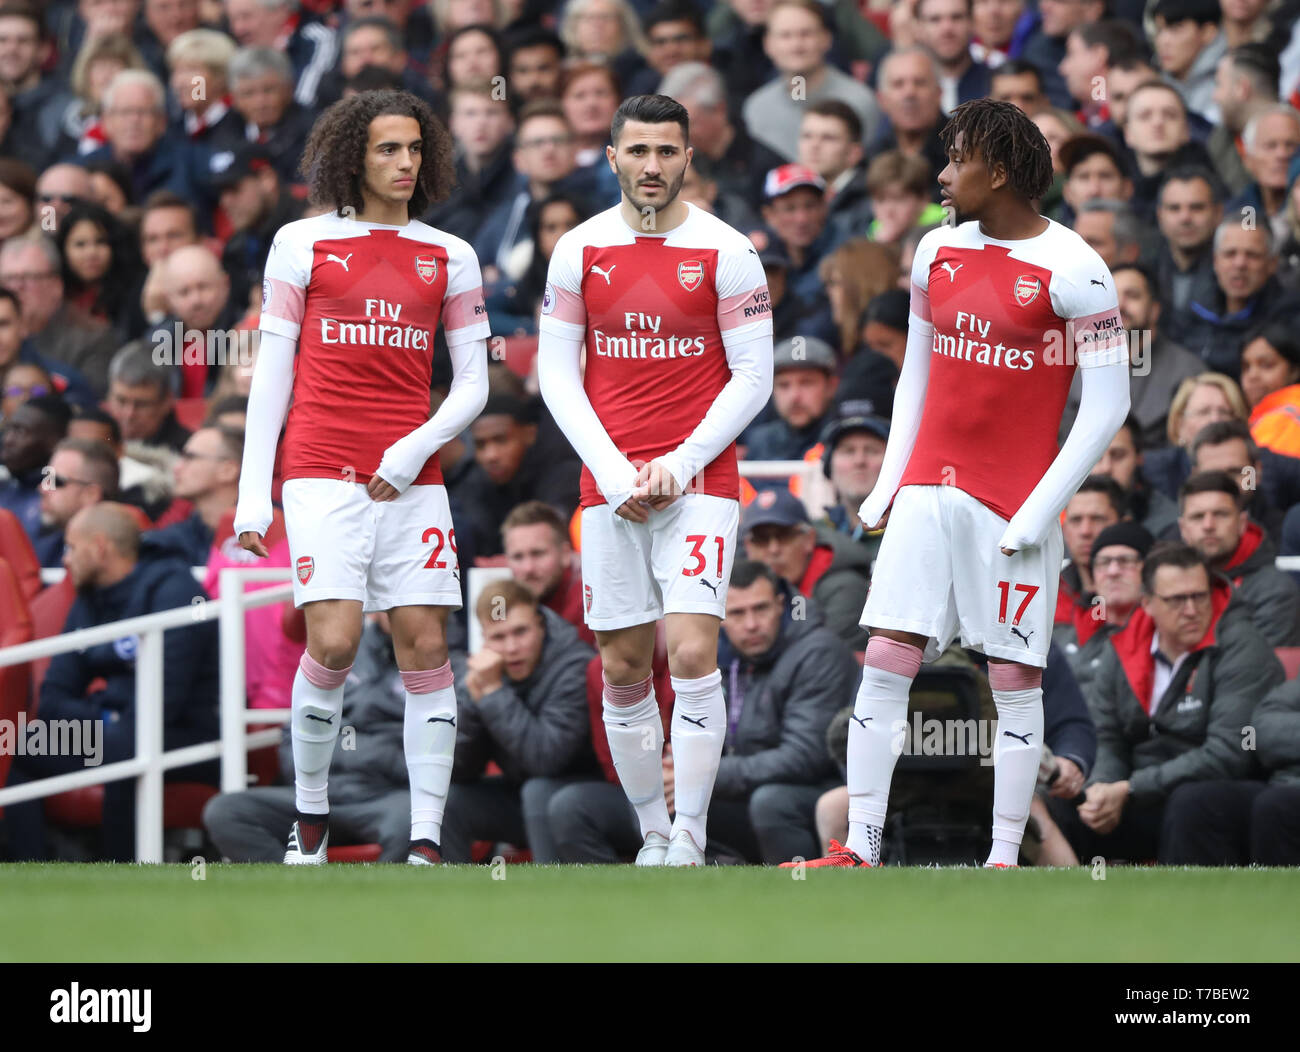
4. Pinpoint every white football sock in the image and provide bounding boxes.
[402,663,457,845]
[846,637,922,864]
[603,676,670,840]
[291,652,349,816]
[986,664,1045,868]
[668,671,725,849]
